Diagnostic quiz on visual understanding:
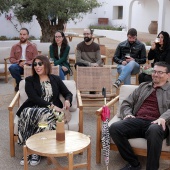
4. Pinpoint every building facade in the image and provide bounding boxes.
[0,0,169,38]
